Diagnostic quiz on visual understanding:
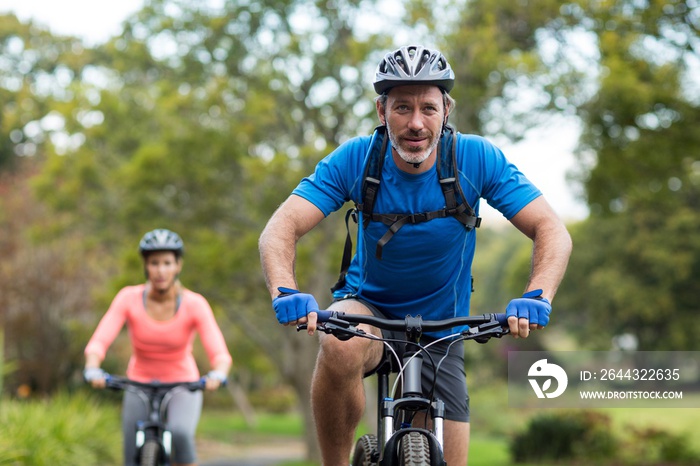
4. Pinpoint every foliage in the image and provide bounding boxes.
[563,1,700,350]
[461,0,700,351]
[0,392,121,465]
[510,409,700,465]
[1,1,394,462]
[557,209,700,350]
[471,226,531,313]
[0,13,94,171]
[247,385,299,413]
[0,165,106,395]
[621,426,700,465]
[442,0,569,137]
[510,410,618,463]
[3,0,700,462]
